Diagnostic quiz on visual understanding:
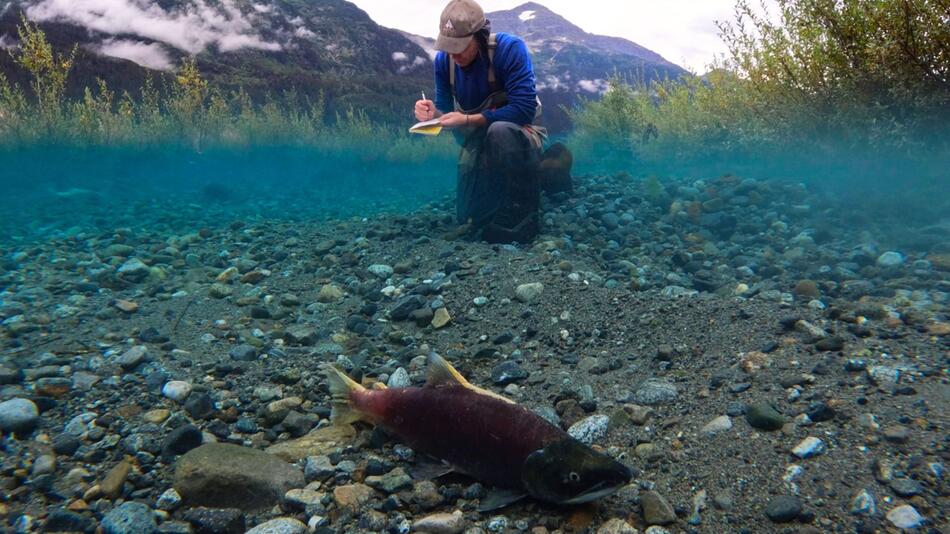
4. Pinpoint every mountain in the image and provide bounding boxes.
[0,0,433,121]
[485,2,686,130]
[399,2,686,131]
